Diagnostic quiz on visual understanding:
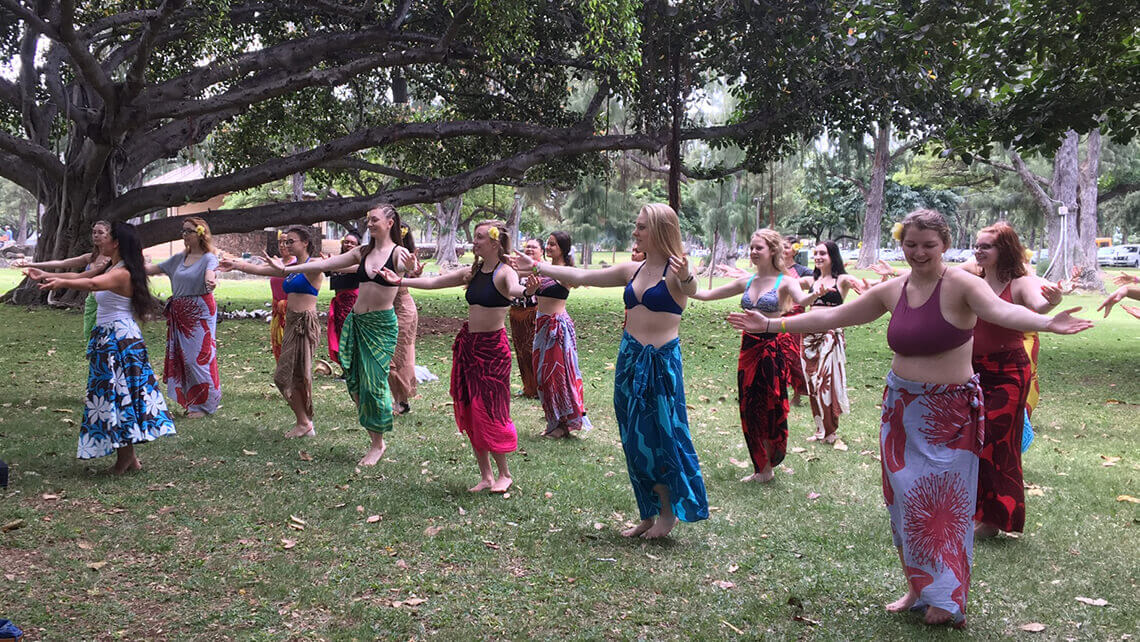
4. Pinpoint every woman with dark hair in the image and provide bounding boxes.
[15,221,112,339]
[781,235,812,406]
[325,232,361,367]
[691,229,819,483]
[729,209,1091,627]
[267,207,411,464]
[389,223,422,415]
[28,222,176,473]
[969,222,1062,538]
[145,216,220,417]
[801,241,864,443]
[383,220,524,491]
[509,238,544,398]
[513,204,707,539]
[269,232,298,361]
[523,231,591,438]
[221,226,323,439]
